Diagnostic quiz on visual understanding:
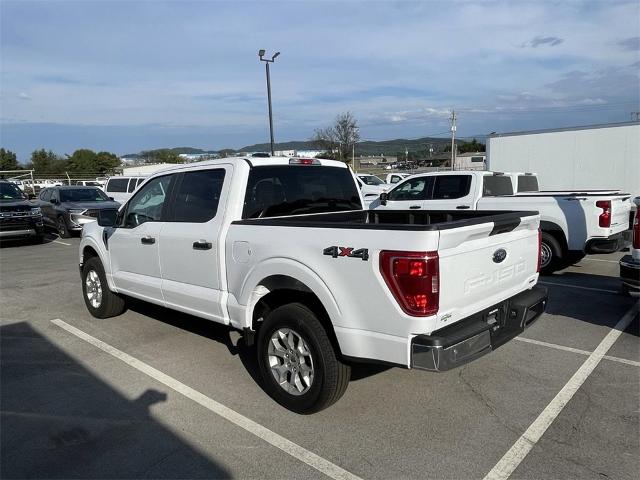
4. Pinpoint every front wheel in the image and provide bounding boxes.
[257,303,350,414]
[81,257,126,318]
[57,216,71,239]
